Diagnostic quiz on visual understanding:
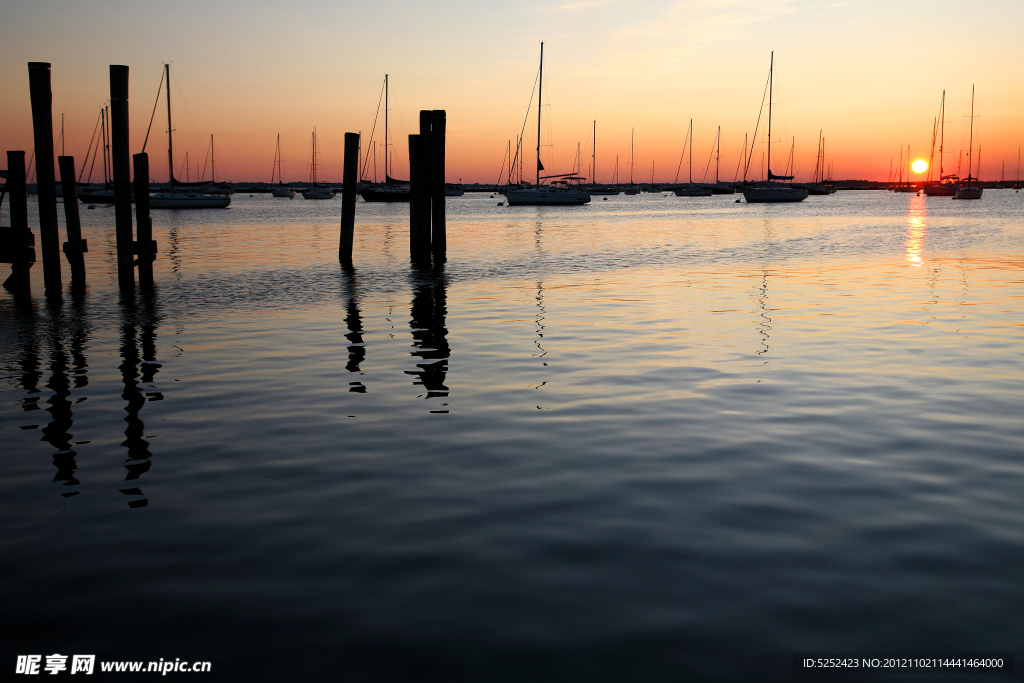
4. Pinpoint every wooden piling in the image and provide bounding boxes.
[57,156,87,286]
[27,62,62,295]
[430,110,446,261]
[340,132,359,266]
[133,153,155,291]
[2,151,34,293]
[408,133,429,261]
[109,65,134,294]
